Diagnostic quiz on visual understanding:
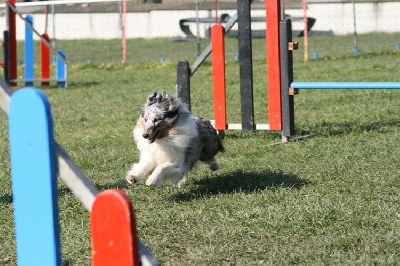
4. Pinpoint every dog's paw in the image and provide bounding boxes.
[126,174,139,184]
[145,174,163,187]
[173,176,186,188]
[209,160,220,171]
[126,170,145,184]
